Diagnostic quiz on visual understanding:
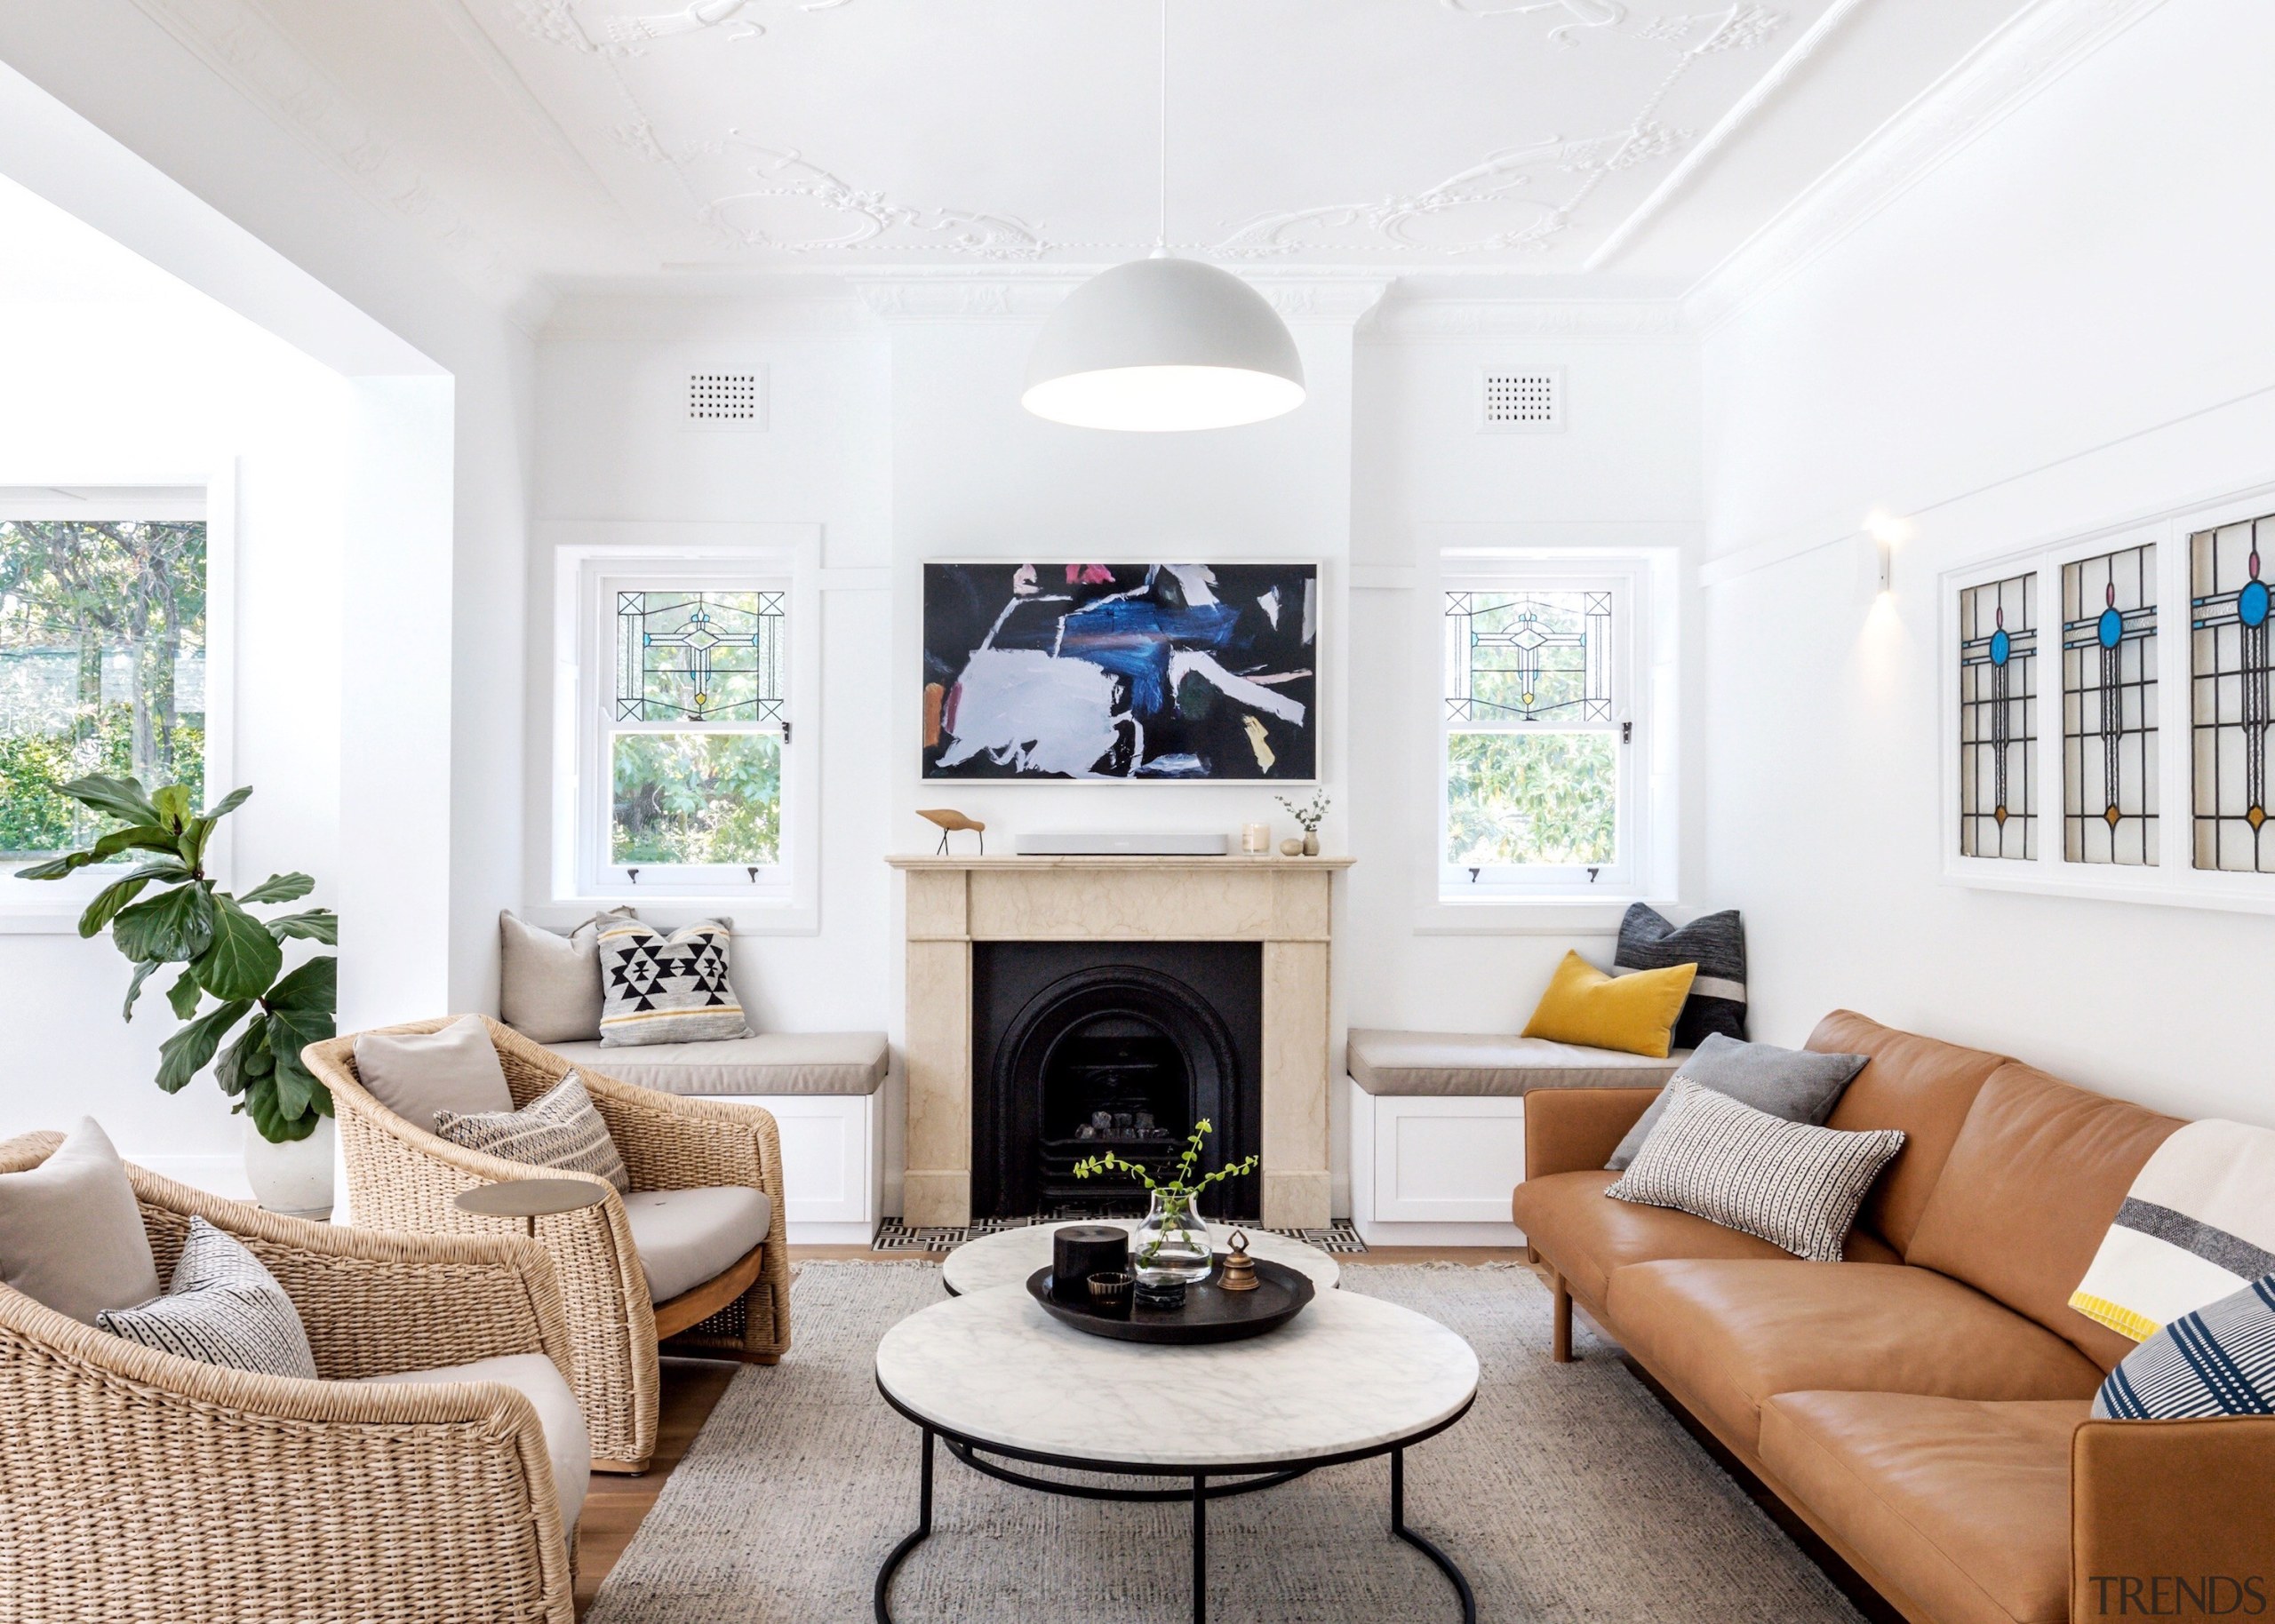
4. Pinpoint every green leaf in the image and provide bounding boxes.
[77,874,152,936]
[215,1014,267,1097]
[111,883,217,966]
[267,1007,334,1086]
[263,954,337,1014]
[263,908,337,944]
[243,1072,320,1142]
[239,872,315,904]
[192,896,283,1001]
[60,774,158,827]
[16,824,180,882]
[14,854,82,881]
[150,784,193,831]
[121,959,163,1021]
[180,816,214,869]
[156,999,252,1093]
[165,967,204,1023]
[204,785,251,819]
[270,1063,313,1121]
